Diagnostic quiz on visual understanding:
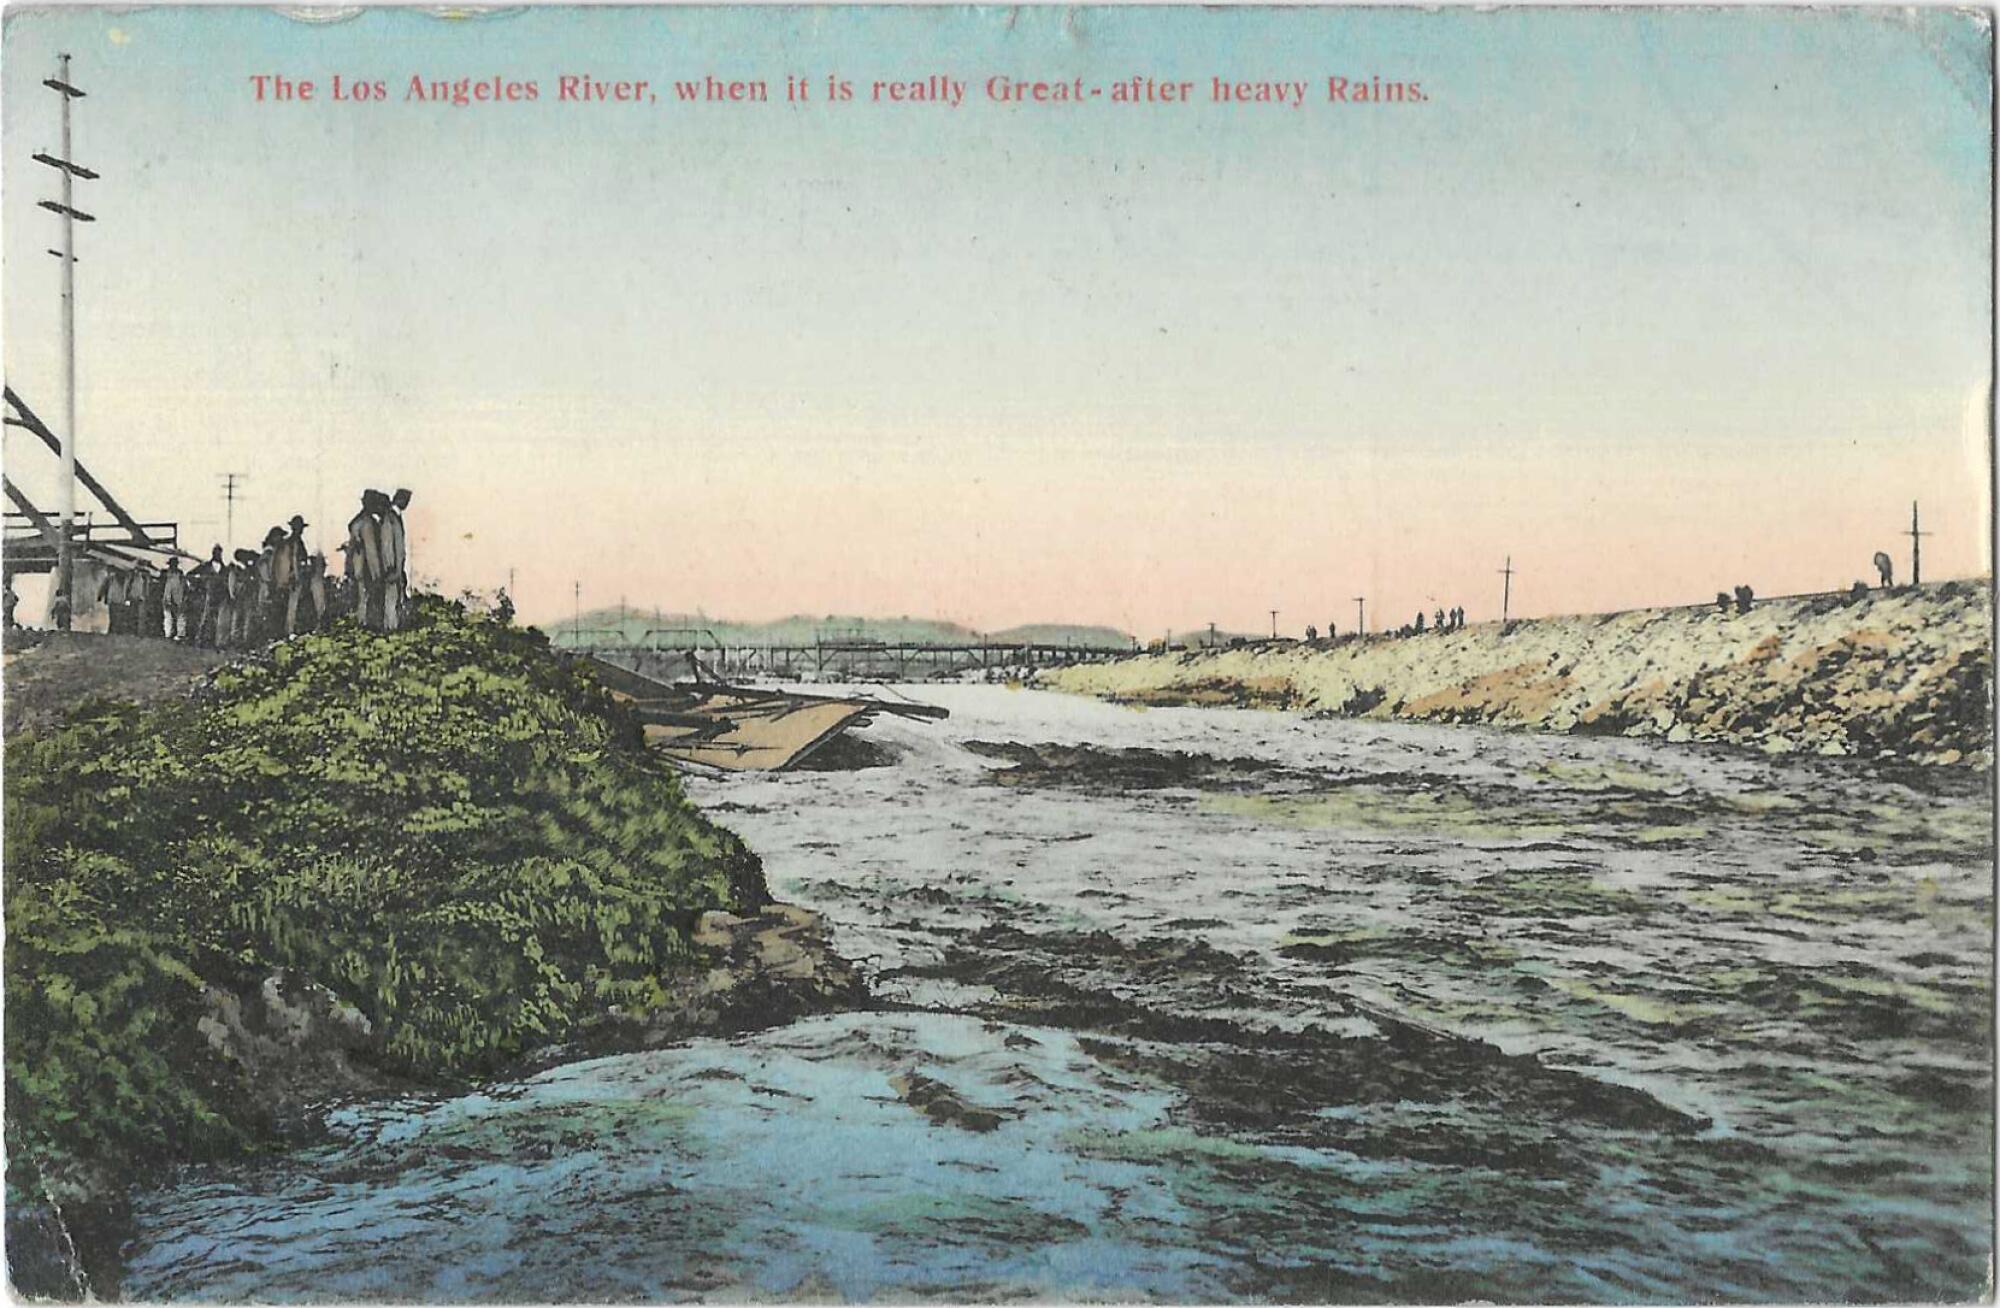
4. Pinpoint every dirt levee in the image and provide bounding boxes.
[1048,581,1993,765]
[3,632,233,736]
